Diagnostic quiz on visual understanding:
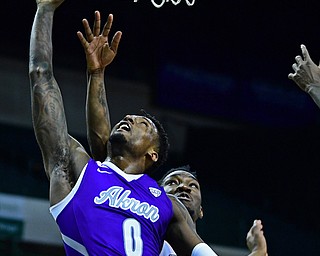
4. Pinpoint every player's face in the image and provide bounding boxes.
[110,115,159,154]
[162,170,203,222]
